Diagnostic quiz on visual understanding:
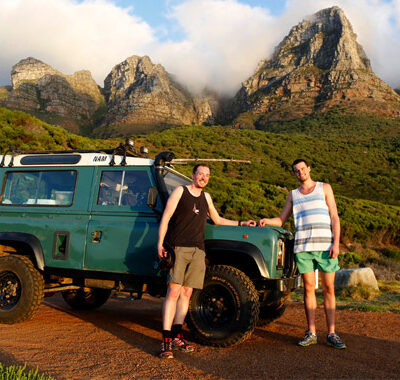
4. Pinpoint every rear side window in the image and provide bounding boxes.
[97,170,151,209]
[1,170,77,206]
